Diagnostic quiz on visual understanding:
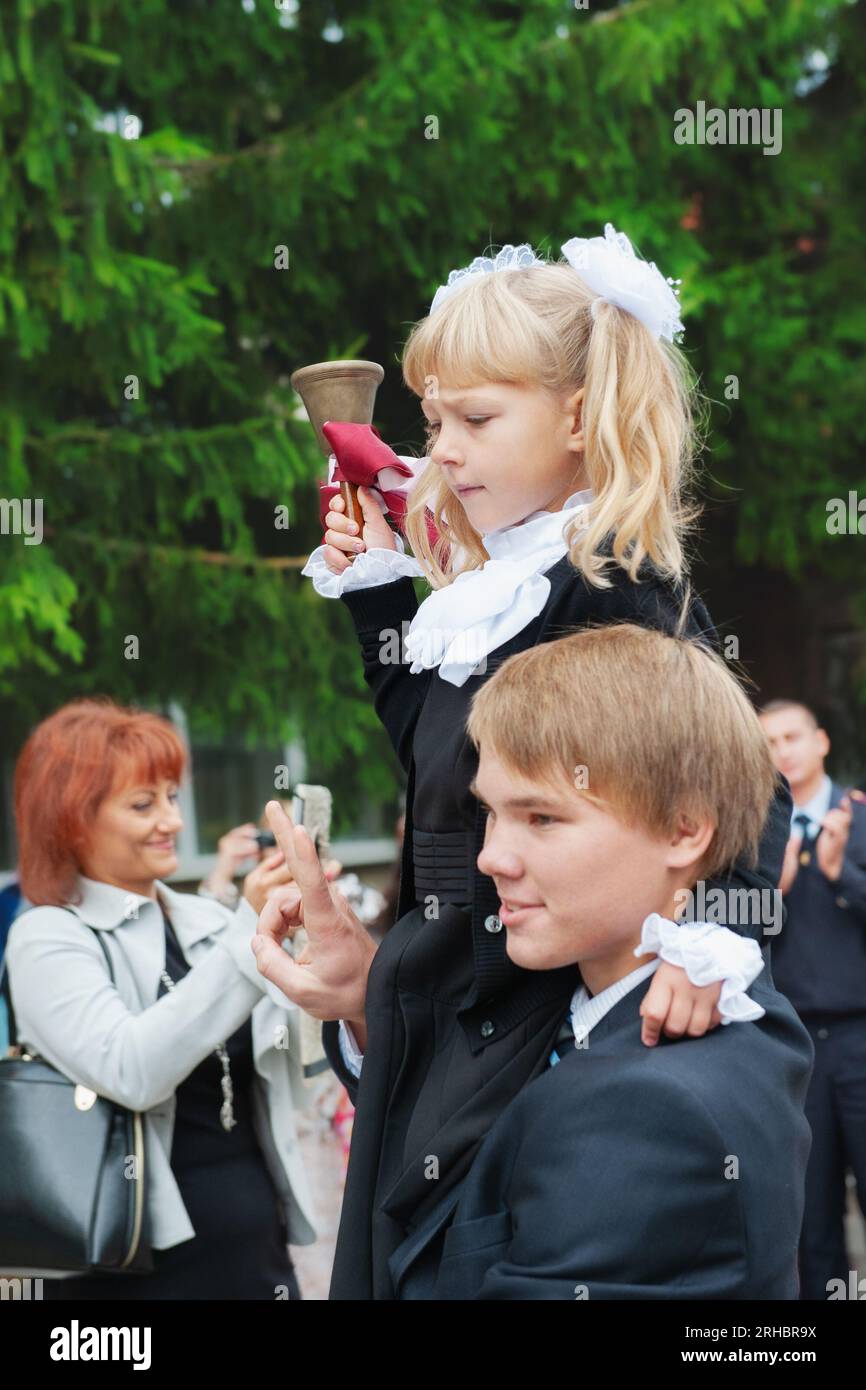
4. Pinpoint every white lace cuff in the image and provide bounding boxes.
[635,913,765,1023]
[301,534,425,599]
[338,1019,364,1078]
